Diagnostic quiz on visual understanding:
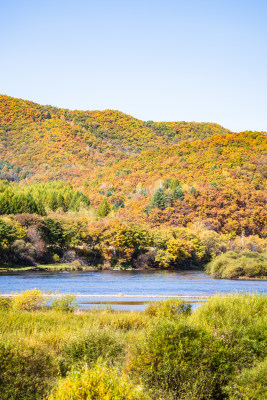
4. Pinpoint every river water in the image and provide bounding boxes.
[0,270,266,310]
